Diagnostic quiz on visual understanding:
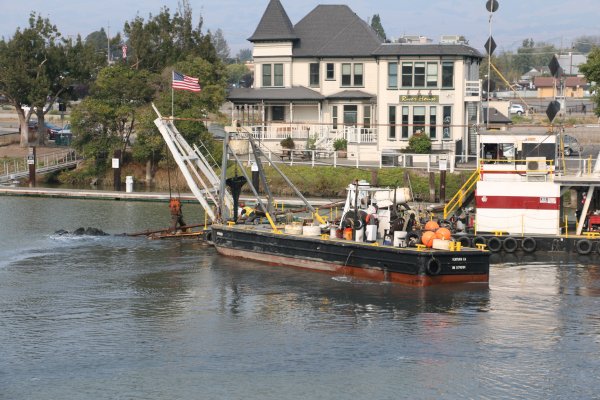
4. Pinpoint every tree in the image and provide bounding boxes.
[0,14,103,147]
[370,14,386,41]
[123,0,217,72]
[85,28,108,53]
[133,56,228,181]
[71,65,157,172]
[226,63,250,87]
[572,35,600,54]
[579,47,600,116]
[210,28,230,61]
[236,48,252,62]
